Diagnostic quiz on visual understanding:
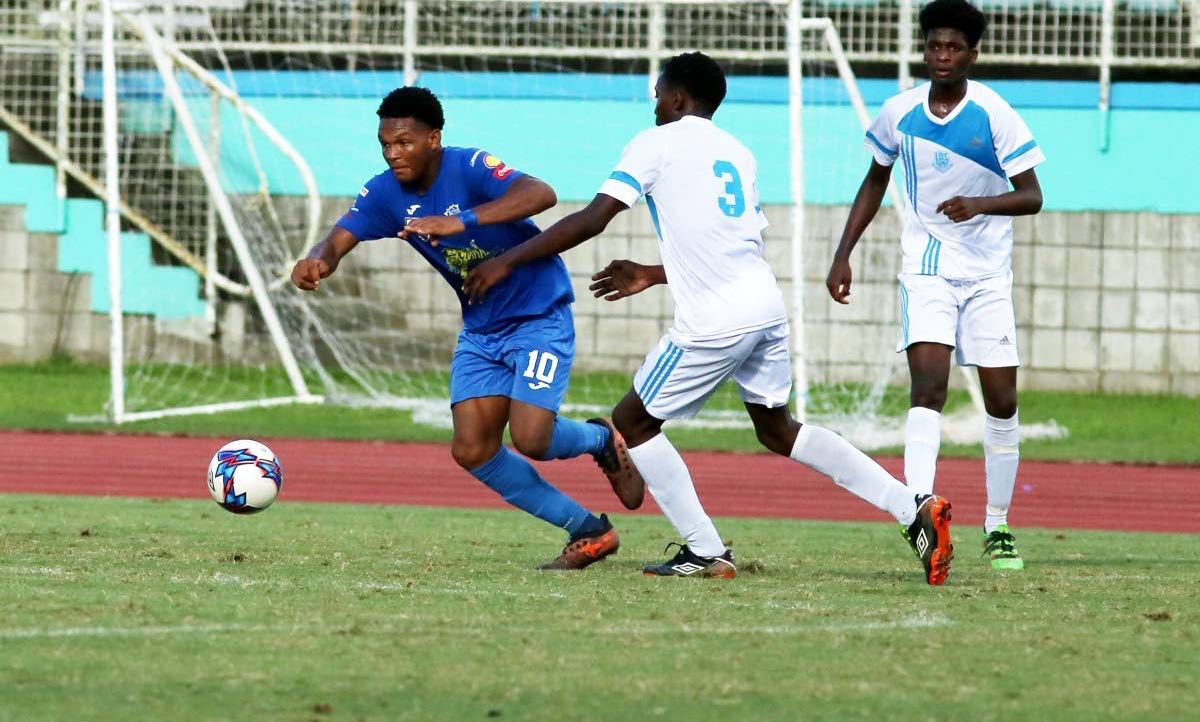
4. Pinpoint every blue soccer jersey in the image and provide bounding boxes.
[335,147,574,332]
